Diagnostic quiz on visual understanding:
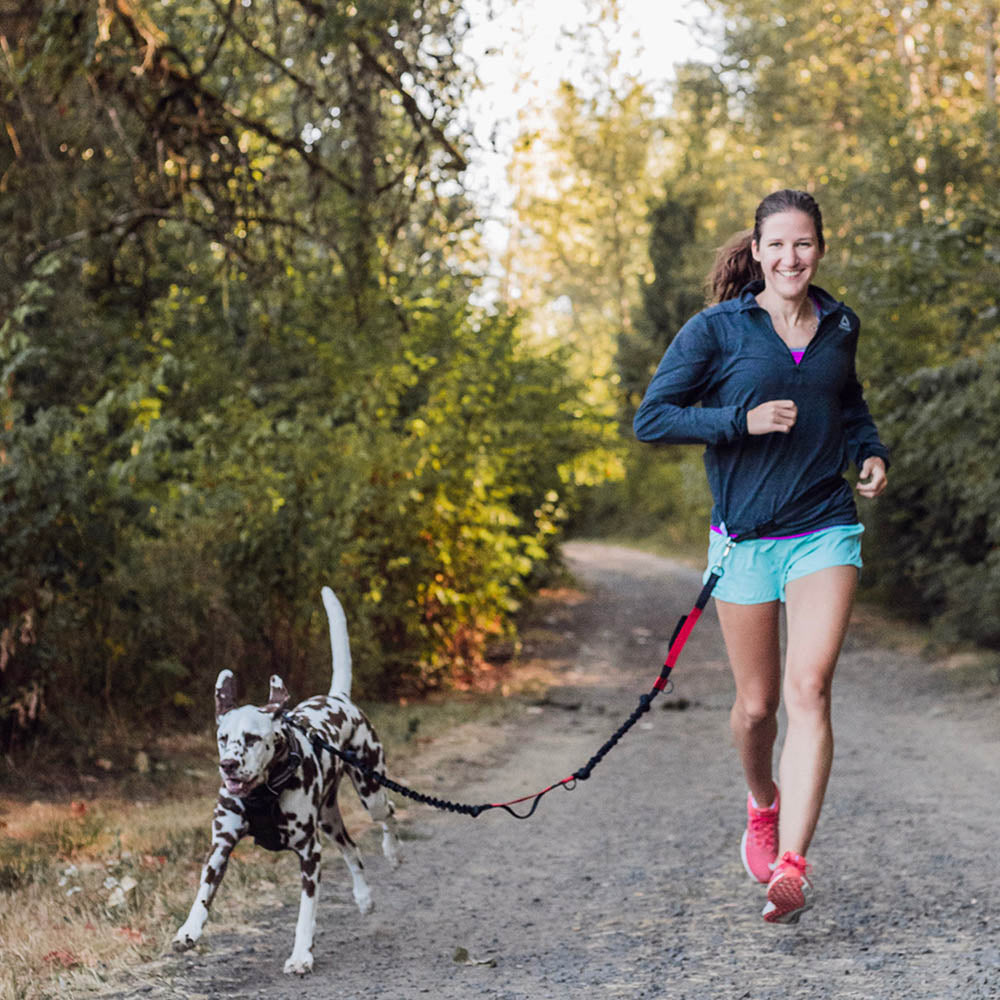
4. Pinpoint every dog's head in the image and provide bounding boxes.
[213,670,291,797]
